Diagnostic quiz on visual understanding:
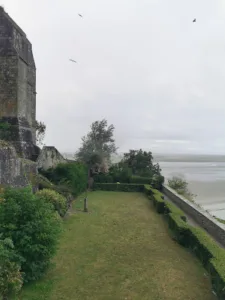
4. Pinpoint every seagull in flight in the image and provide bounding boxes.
[193,18,196,22]
[69,59,77,63]
[78,13,83,18]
